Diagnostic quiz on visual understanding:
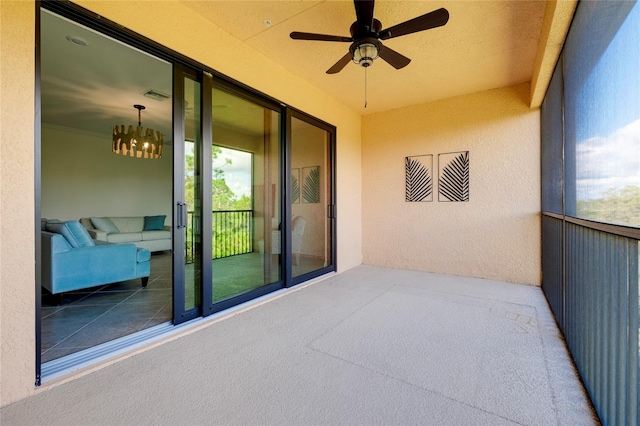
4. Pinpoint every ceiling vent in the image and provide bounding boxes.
[142,89,171,102]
